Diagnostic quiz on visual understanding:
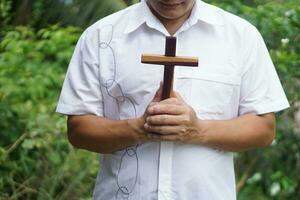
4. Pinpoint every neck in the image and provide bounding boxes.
[147,3,194,36]
[160,14,191,35]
